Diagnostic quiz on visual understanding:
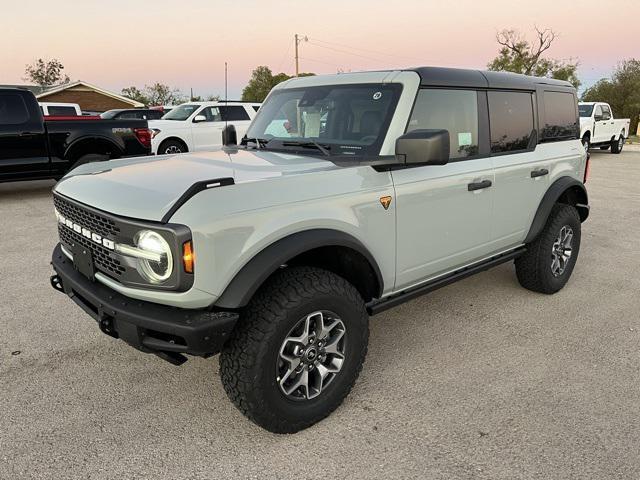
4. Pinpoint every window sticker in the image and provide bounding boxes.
[458,132,472,147]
